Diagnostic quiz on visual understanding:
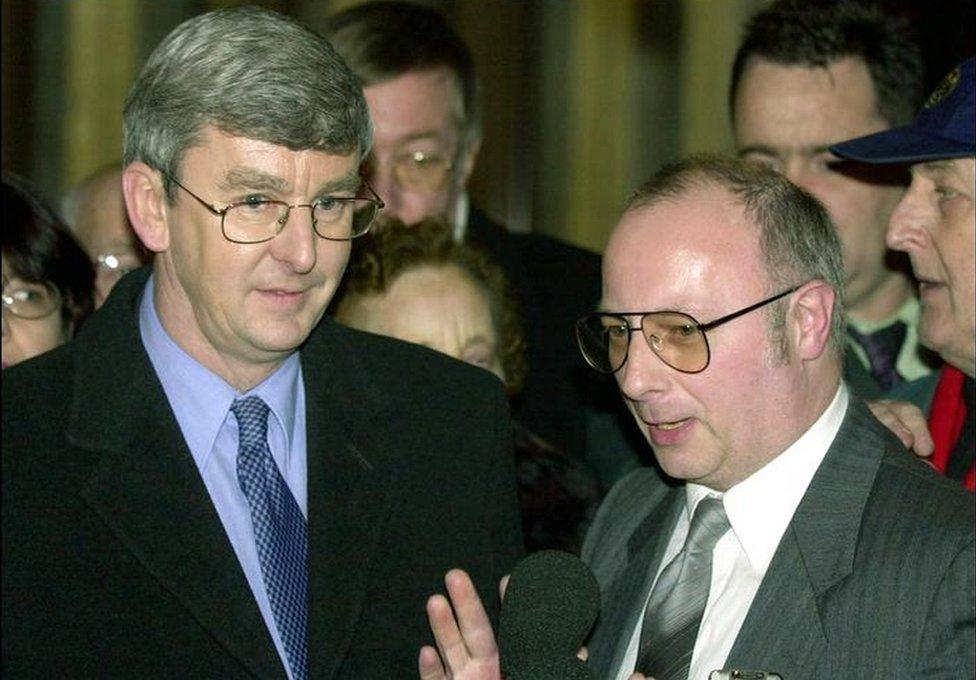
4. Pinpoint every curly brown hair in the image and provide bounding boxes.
[334,217,527,395]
